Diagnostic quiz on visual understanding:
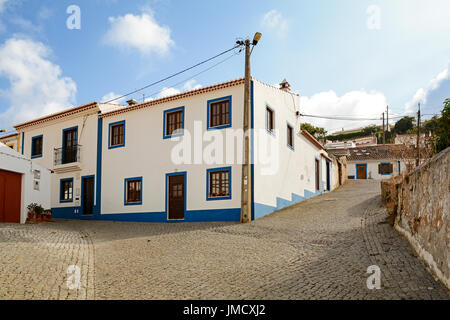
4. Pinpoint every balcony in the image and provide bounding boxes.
[53,145,82,173]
